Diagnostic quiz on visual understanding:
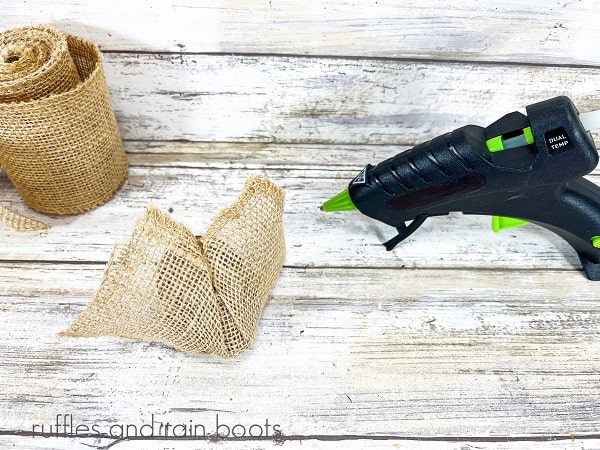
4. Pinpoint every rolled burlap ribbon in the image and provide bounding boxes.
[0,25,127,229]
